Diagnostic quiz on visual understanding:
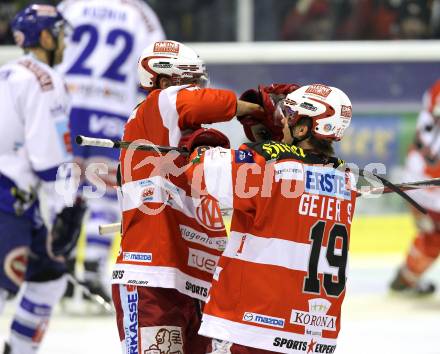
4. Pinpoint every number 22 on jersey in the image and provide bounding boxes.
[67,24,133,82]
